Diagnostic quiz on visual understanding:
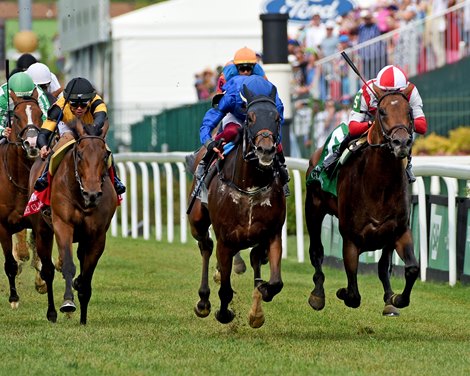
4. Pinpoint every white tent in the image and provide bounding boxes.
[111,0,266,111]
